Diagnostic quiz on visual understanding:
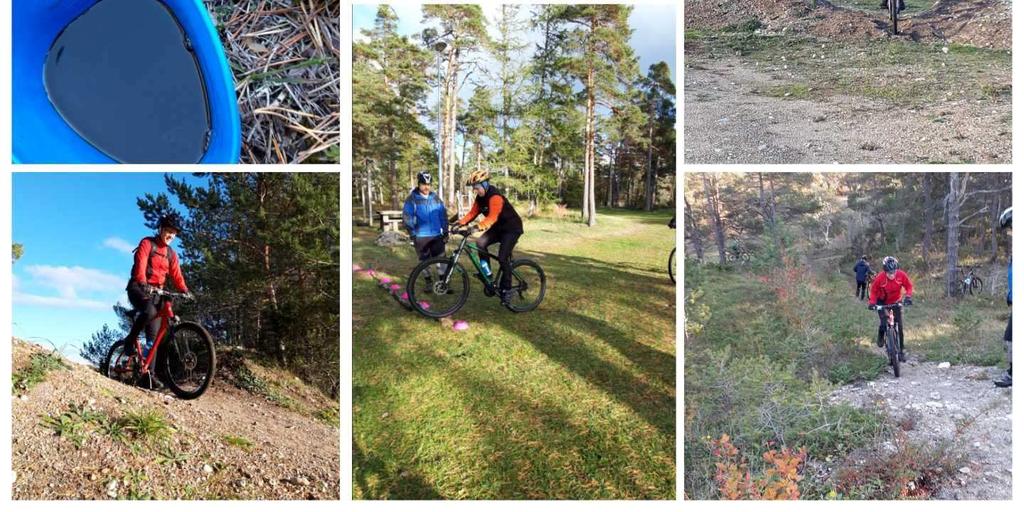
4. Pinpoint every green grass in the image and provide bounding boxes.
[688,31,1010,108]
[13,351,69,394]
[684,261,1008,498]
[222,434,254,451]
[41,403,175,449]
[353,208,675,499]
